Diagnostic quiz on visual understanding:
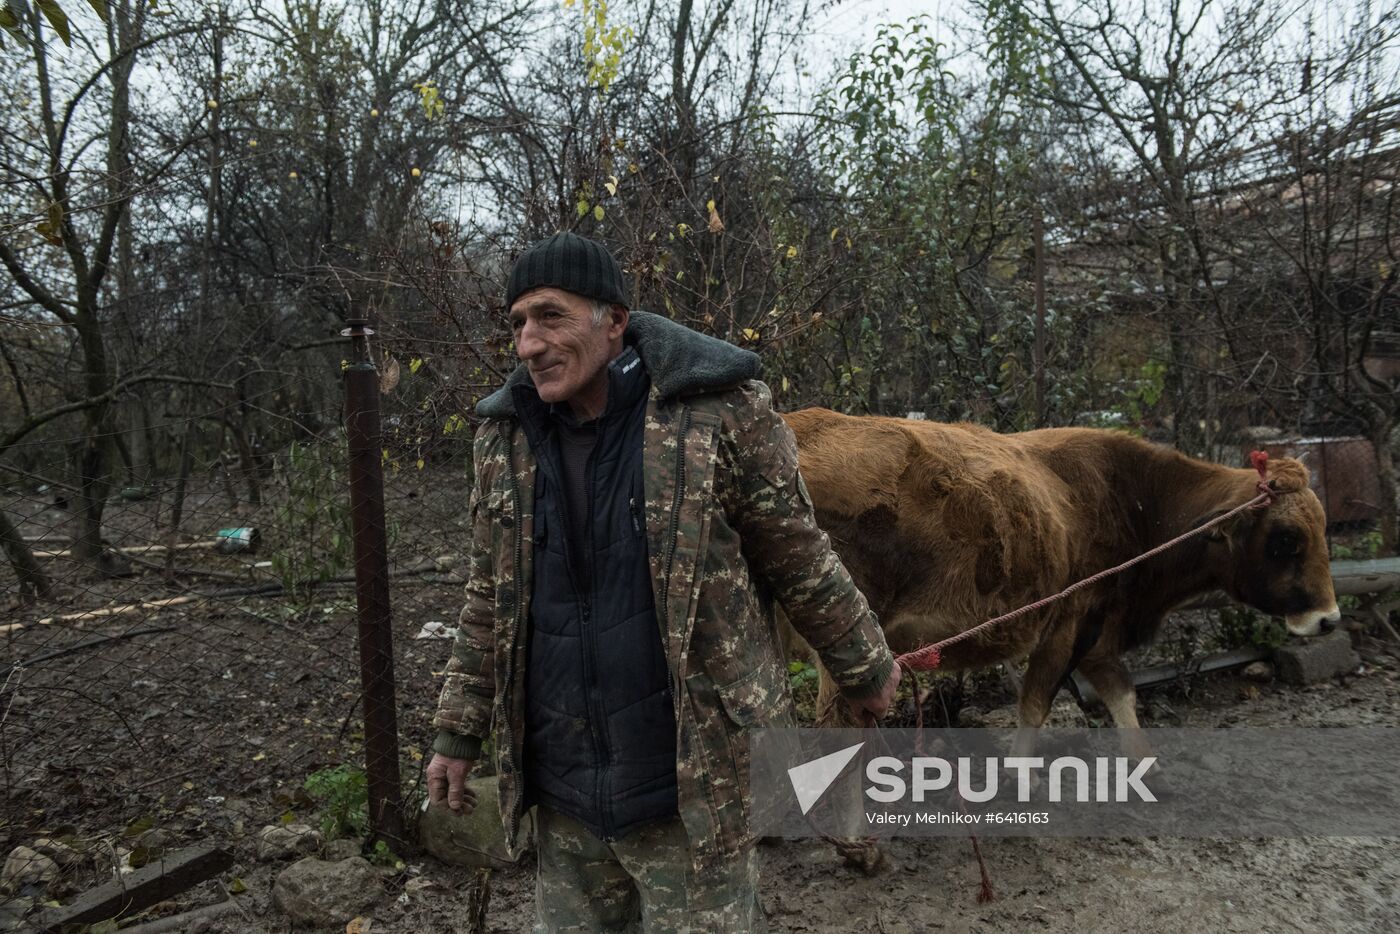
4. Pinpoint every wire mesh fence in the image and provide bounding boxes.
[0,311,1395,928]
